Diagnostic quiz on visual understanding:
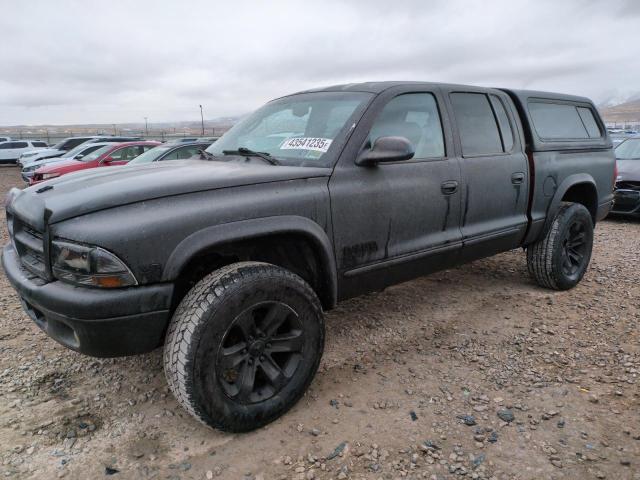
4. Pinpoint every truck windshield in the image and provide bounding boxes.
[615,138,640,160]
[206,91,372,167]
